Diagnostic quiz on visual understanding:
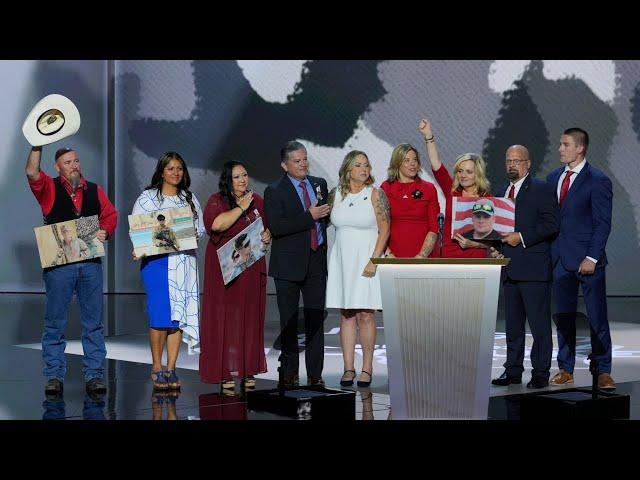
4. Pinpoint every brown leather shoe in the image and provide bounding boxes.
[282,373,299,387]
[307,376,325,386]
[598,373,616,391]
[549,370,574,385]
